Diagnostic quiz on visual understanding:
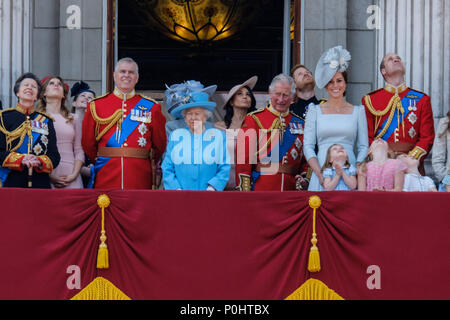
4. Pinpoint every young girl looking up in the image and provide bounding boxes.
[357,139,406,191]
[322,144,357,191]
[397,154,437,192]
